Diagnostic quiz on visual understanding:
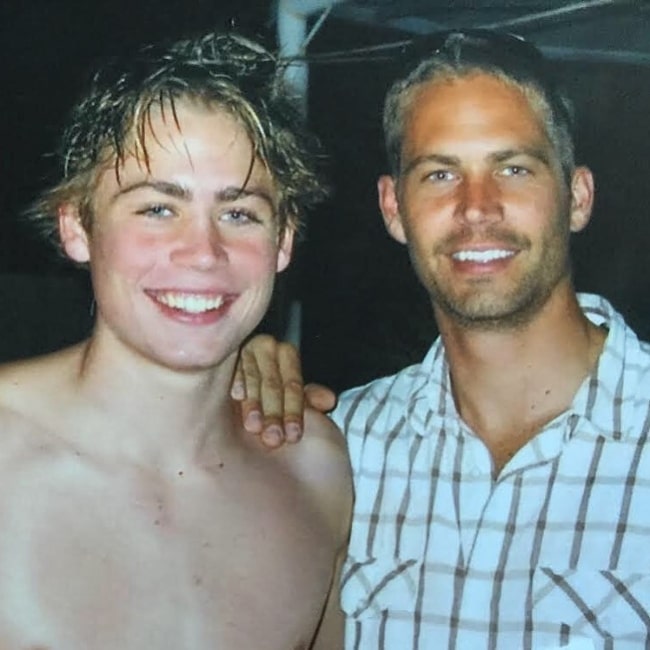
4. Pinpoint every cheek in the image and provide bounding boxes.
[228,238,281,281]
[400,189,452,234]
[401,208,442,251]
[507,179,562,215]
[89,227,163,280]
